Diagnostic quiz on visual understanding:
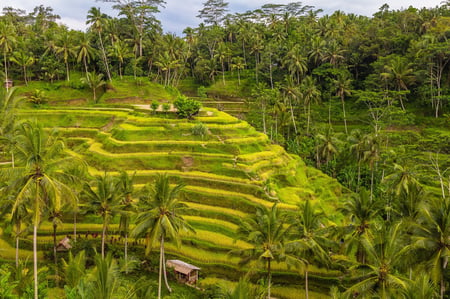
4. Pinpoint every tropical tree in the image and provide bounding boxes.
[236,203,289,299]
[10,50,35,85]
[6,121,78,299]
[117,171,136,274]
[54,30,76,81]
[287,200,332,299]
[132,173,193,299]
[345,223,411,298]
[86,7,112,81]
[231,56,245,85]
[414,197,450,299]
[300,76,321,135]
[81,71,106,103]
[83,173,121,259]
[76,33,96,74]
[333,72,352,134]
[0,21,16,85]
